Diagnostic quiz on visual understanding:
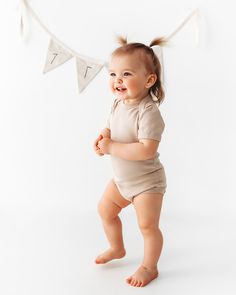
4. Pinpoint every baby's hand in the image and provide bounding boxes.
[97,138,113,155]
[93,134,104,156]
